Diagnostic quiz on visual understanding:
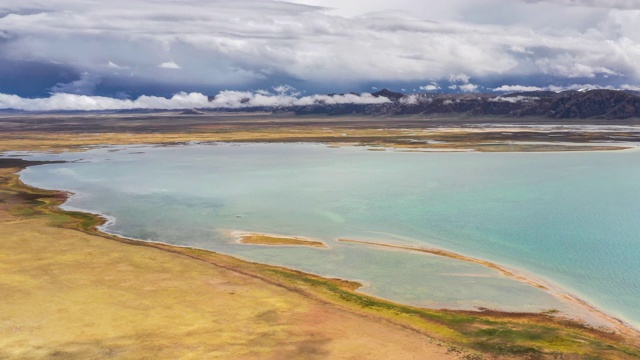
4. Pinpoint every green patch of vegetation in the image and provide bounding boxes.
[4,176,104,232]
[57,210,104,231]
[470,326,585,355]
[584,356,607,360]
[8,205,40,217]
